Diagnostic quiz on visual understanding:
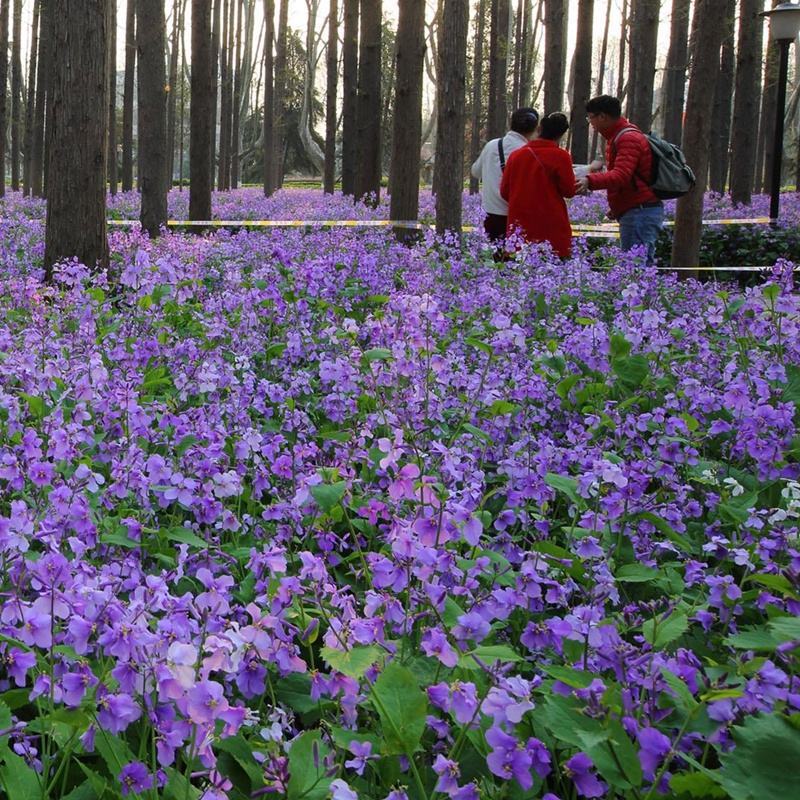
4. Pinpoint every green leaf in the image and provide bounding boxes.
[724,627,778,651]
[670,772,727,798]
[265,342,288,359]
[0,749,43,799]
[286,730,333,800]
[310,481,347,513]
[62,778,101,800]
[175,434,199,456]
[768,616,800,643]
[543,666,595,688]
[362,347,393,363]
[612,354,650,390]
[782,365,800,420]
[544,472,580,506]
[464,336,493,355]
[320,645,383,678]
[718,713,800,799]
[660,668,699,713]
[165,527,209,549]
[215,735,264,786]
[20,393,47,419]
[556,374,581,401]
[636,511,693,553]
[485,399,519,417]
[370,662,428,755]
[462,422,492,443]
[616,564,660,583]
[99,530,140,549]
[163,767,202,800]
[330,727,382,753]
[0,701,11,735]
[94,731,136,779]
[643,610,689,649]
[458,645,522,670]
[610,333,632,358]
